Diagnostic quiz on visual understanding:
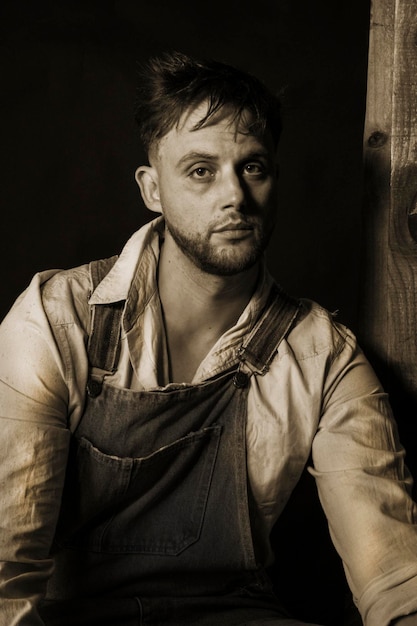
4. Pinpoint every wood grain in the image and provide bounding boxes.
[362,0,417,383]
[361,0,417,478]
